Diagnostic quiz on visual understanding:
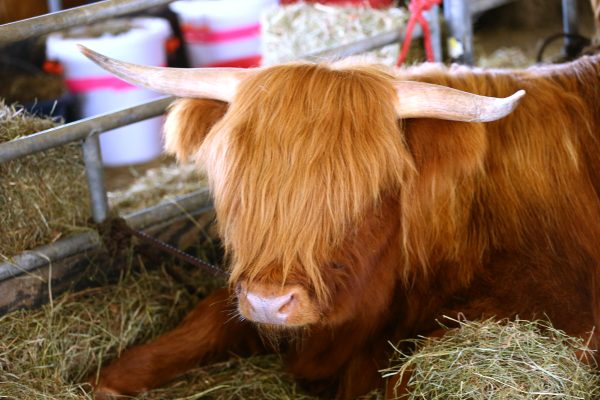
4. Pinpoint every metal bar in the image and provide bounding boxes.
[47,0,63,13]
[562,0,579,36]
[82,131,109,223]
[0,231,101,282]
[444,0,474,65]
[126,188,212,230]
[470,0,518,16]
[0,0,174,45]
[562,0,579,57]
[304,24,423,62]
[305,30,402,62]
[426,4,443,62]
[0,188,213,282]
[0,96,174,163]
